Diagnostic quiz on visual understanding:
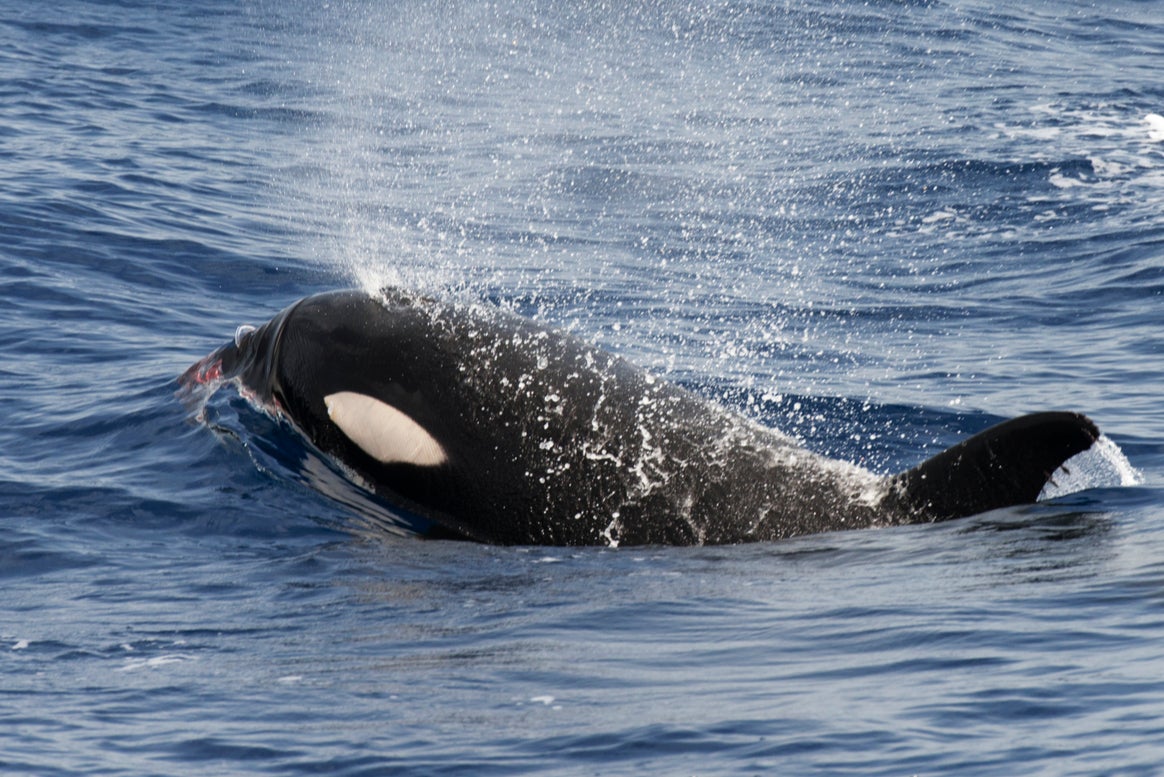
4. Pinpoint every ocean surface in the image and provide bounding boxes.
[2,0,1161,773]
